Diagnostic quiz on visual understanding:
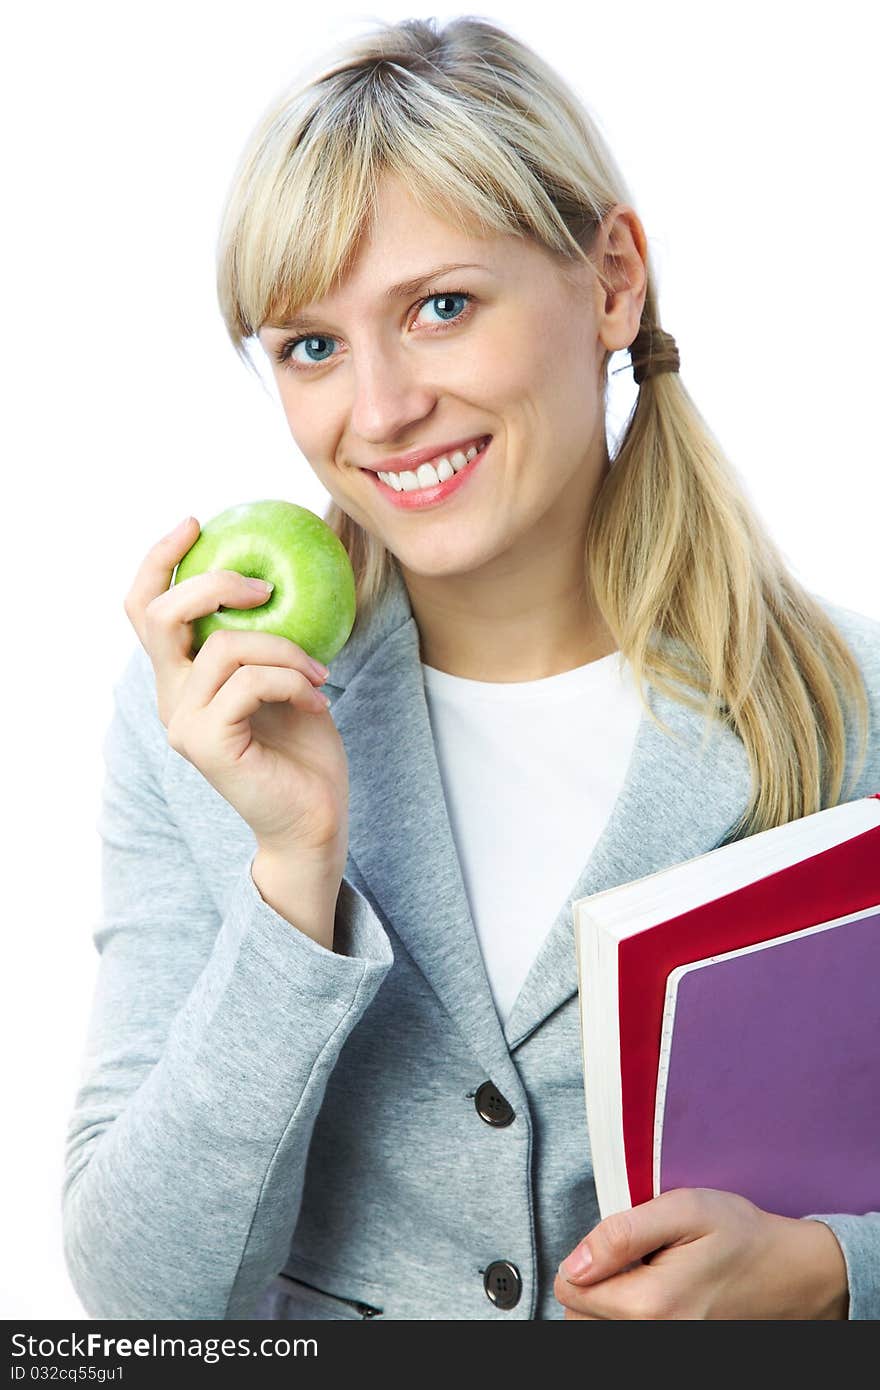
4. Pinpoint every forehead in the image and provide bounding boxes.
[351,181,566,287]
